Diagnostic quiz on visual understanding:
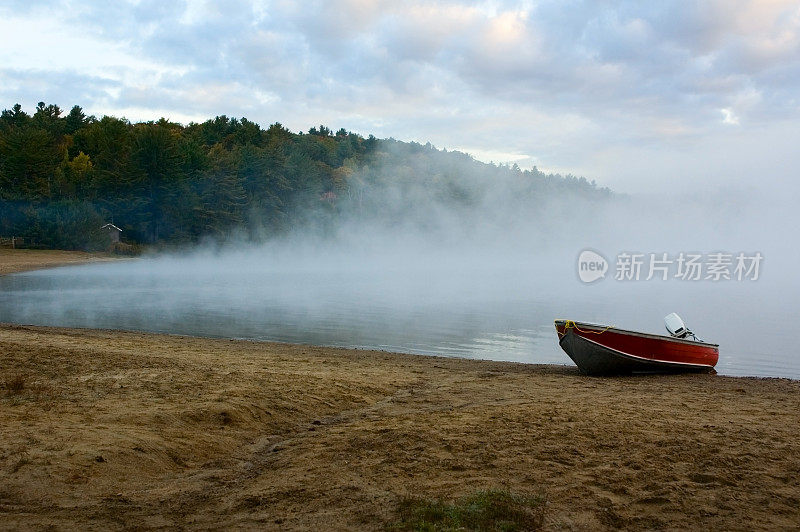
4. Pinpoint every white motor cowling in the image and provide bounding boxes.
[664,313,690,338]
